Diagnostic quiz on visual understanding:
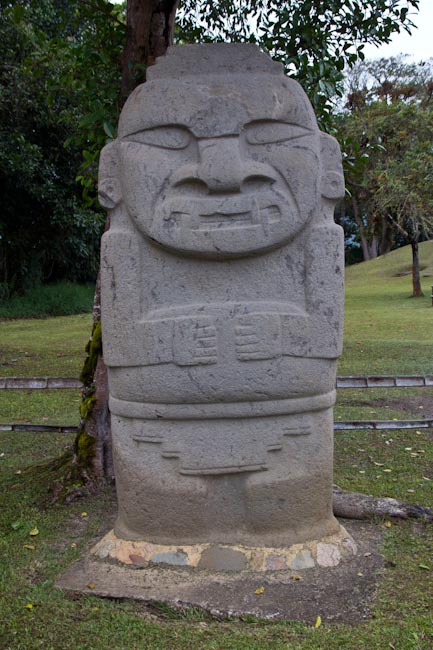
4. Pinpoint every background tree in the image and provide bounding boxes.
[336,56,433,294]
[0,0,123,298]
[371,135,433,295]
